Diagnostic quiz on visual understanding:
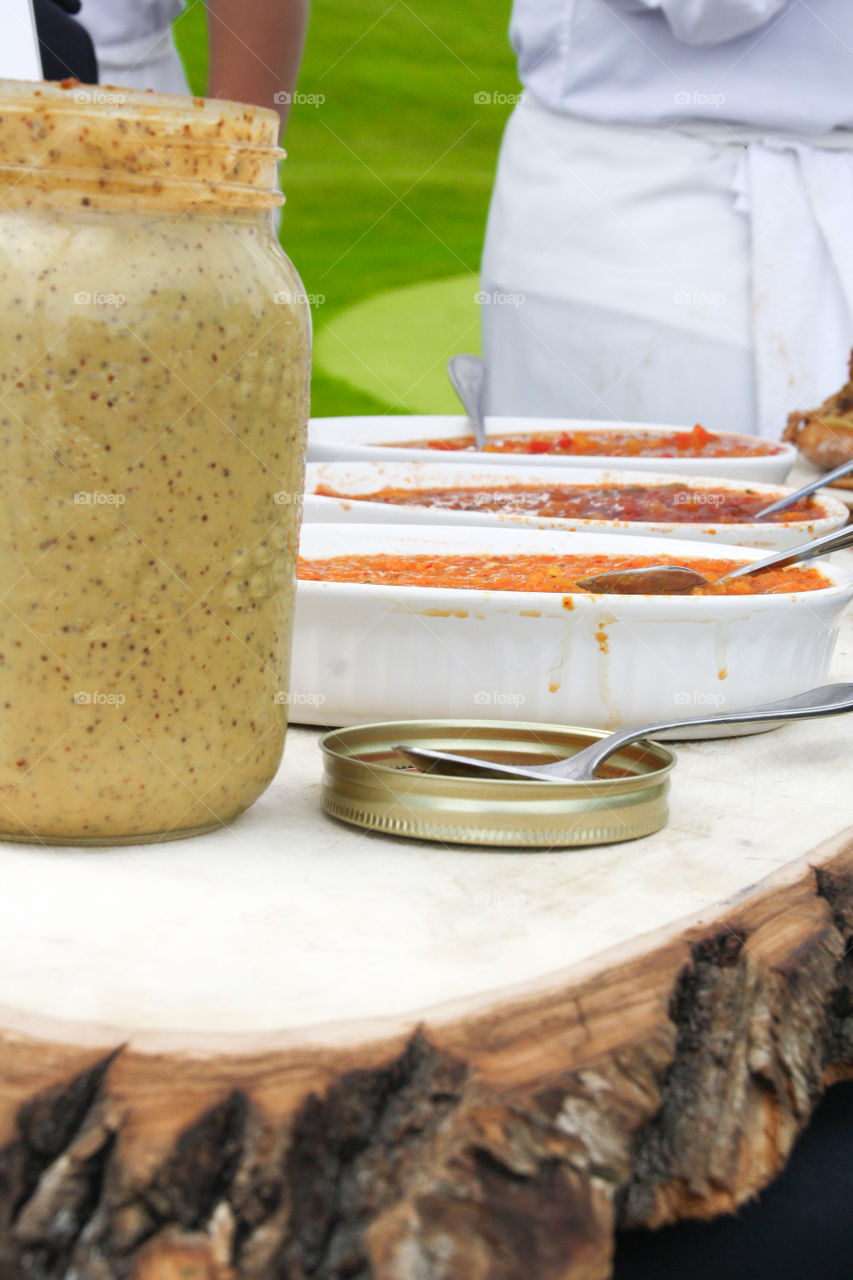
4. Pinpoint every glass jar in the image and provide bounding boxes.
[0,80,311,843]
